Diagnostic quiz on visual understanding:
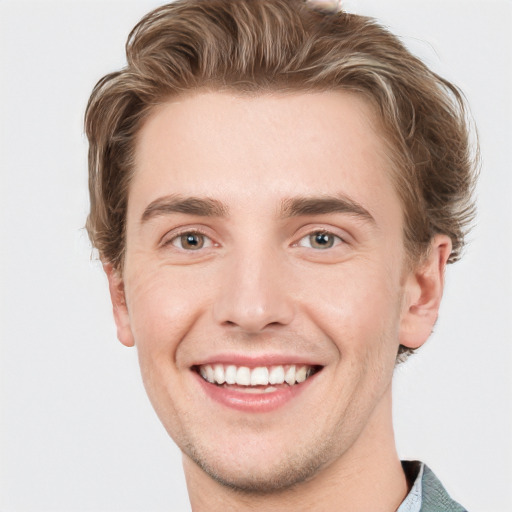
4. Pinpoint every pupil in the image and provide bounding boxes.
[182,233,203,249]
[312,232,333,248]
